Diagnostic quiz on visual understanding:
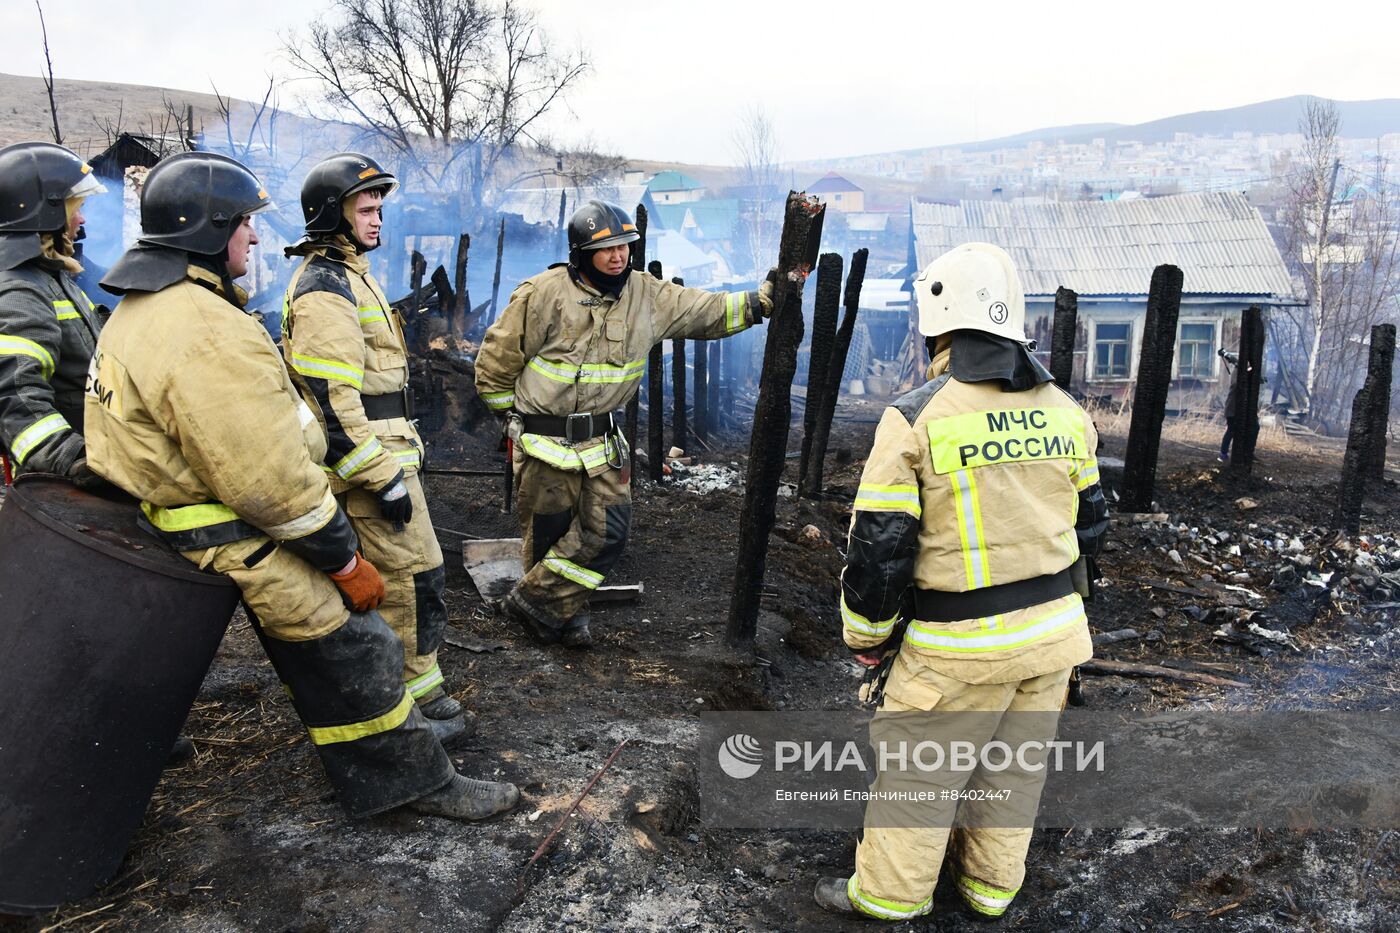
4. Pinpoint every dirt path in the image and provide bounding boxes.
[5,404,1398,932]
